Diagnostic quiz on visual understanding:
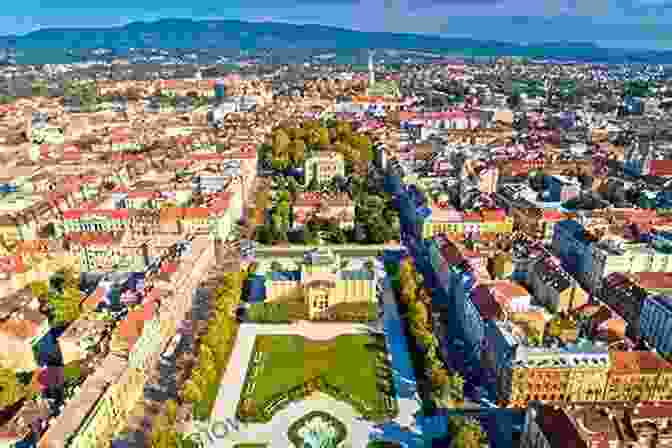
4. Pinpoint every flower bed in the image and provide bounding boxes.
[287,411,347,448]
